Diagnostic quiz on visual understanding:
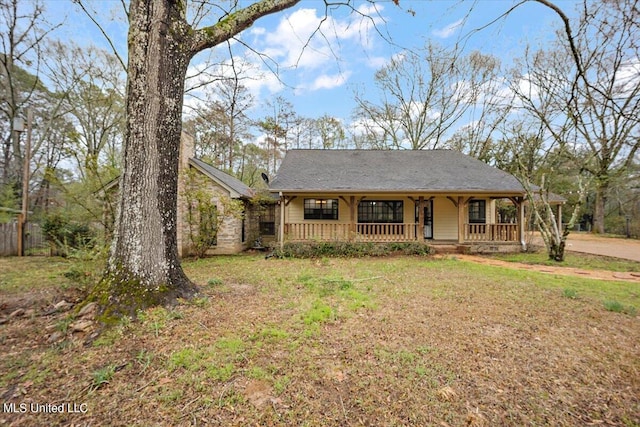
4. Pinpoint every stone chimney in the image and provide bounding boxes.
[179,130,195,173]
[177,129,195,257]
